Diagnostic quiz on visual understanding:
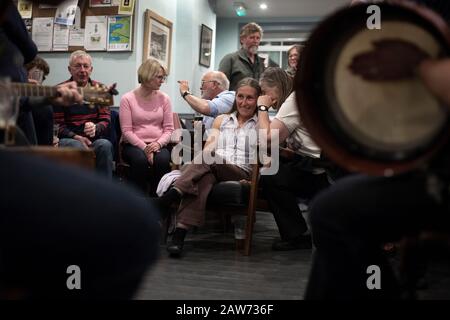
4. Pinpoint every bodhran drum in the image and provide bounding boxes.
[296,0,450,176]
